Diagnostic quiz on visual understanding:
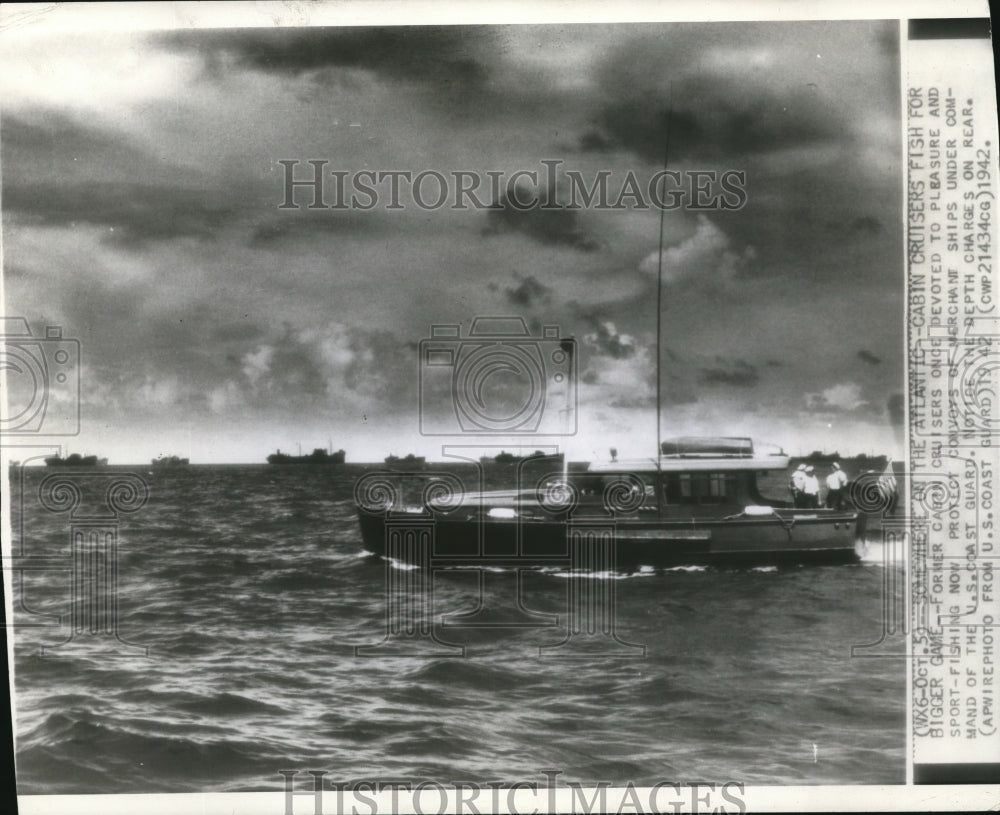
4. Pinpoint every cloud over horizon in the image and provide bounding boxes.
[1,19,904,461]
